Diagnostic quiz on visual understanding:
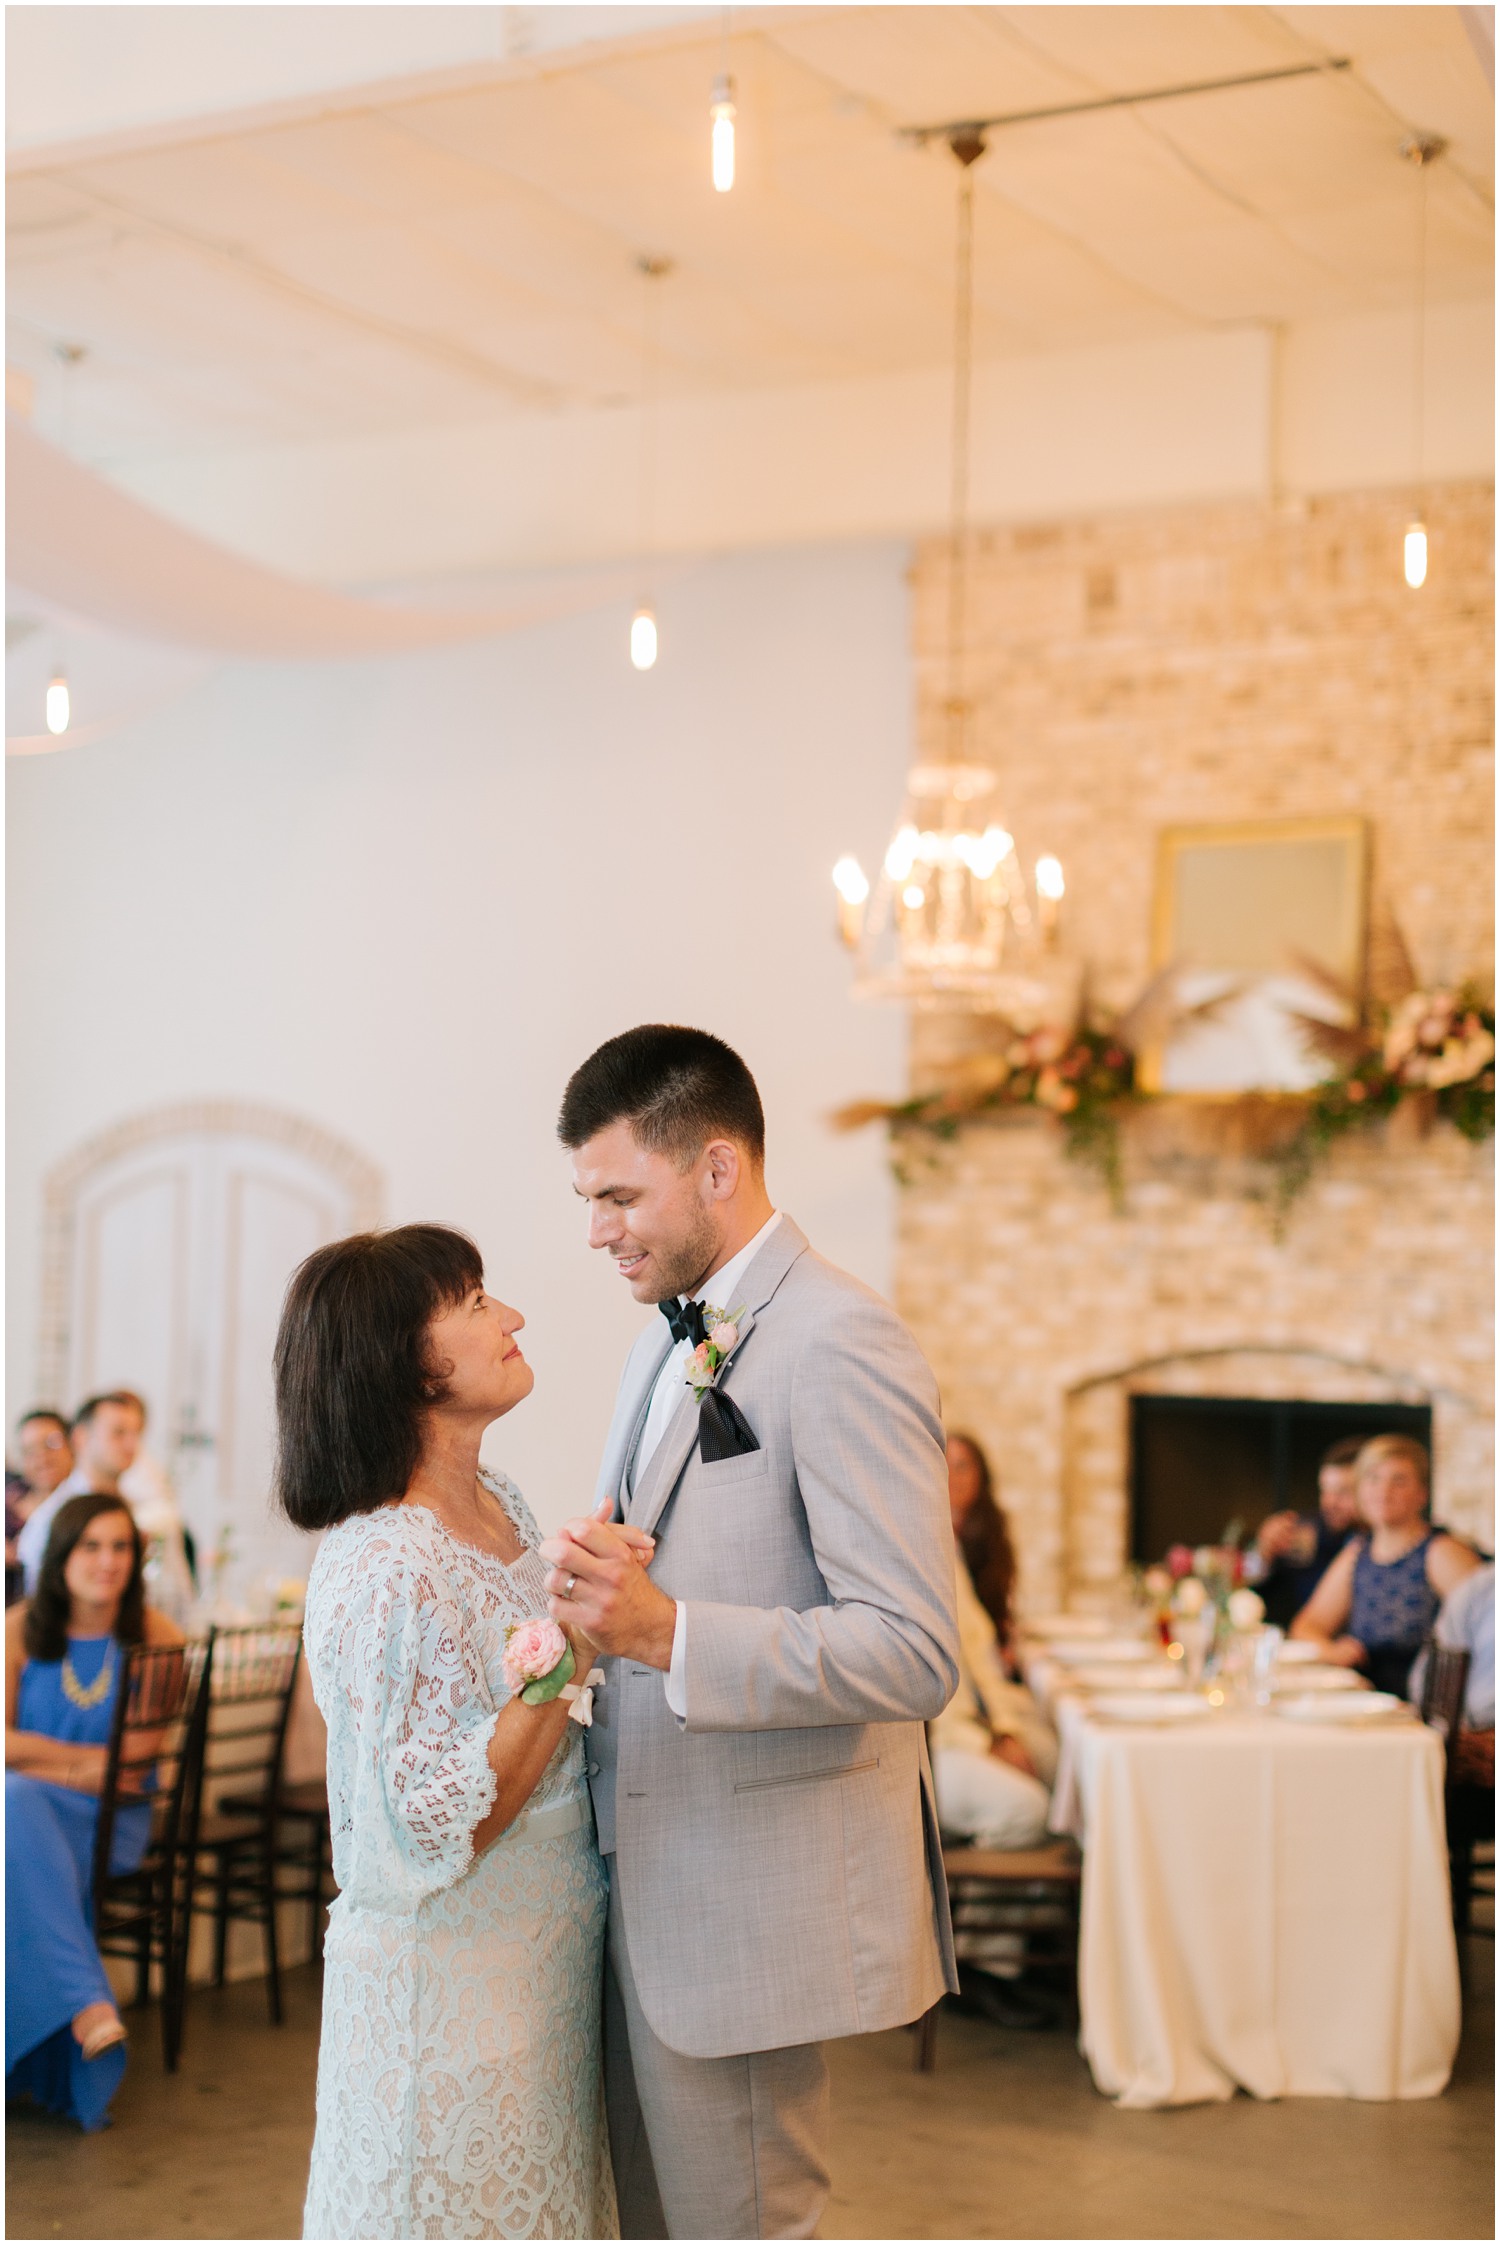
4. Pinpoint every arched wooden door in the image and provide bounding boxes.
[39,1102,383,1594]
